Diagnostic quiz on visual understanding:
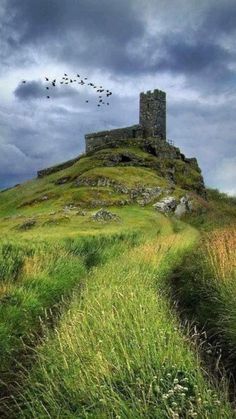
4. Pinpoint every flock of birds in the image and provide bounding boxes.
[22,73,113,107]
